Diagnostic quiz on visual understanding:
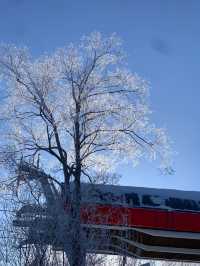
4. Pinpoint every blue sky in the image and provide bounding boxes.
[0,0,199,191]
